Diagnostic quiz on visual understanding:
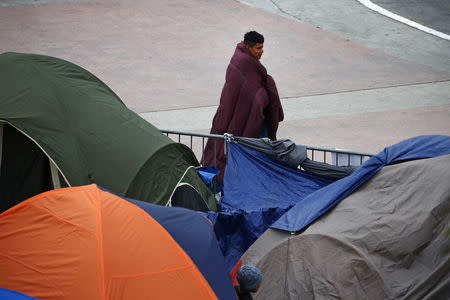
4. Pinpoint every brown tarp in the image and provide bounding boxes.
[242,154,450,299]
